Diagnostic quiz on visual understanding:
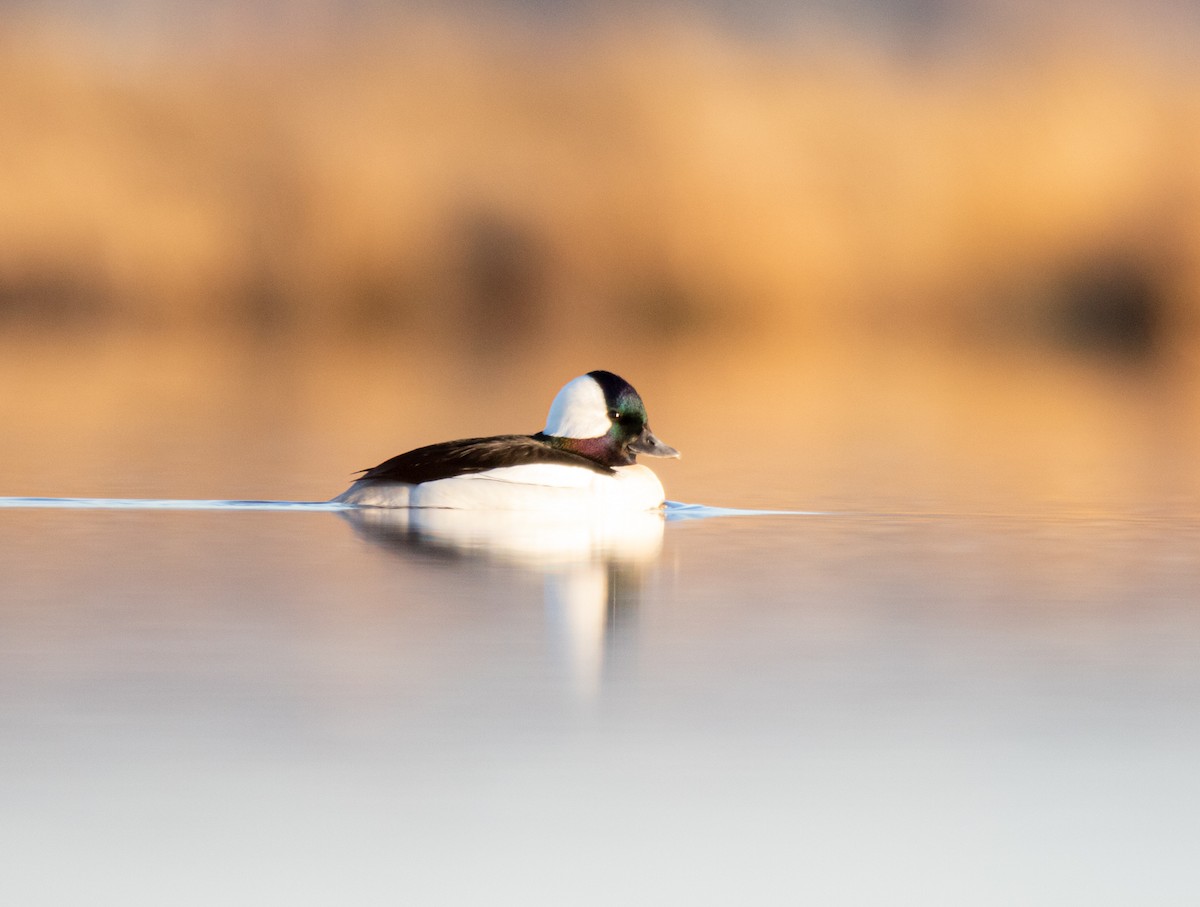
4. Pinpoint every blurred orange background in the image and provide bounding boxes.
[2,3,1199,510]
